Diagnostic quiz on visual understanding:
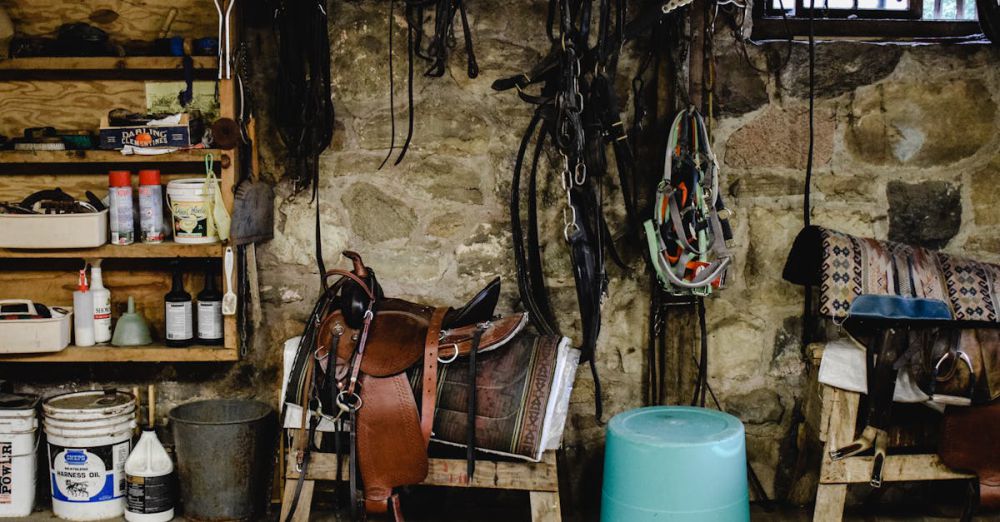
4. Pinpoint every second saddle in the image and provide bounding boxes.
[285,251,528,521]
